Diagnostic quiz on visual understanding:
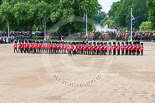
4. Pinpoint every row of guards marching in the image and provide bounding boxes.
[14,40,144,56]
